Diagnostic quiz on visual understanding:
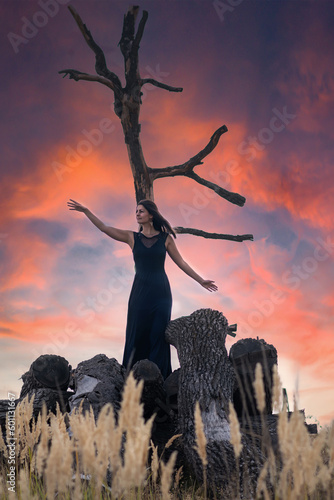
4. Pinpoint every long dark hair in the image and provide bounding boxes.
[137,199,176,238]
